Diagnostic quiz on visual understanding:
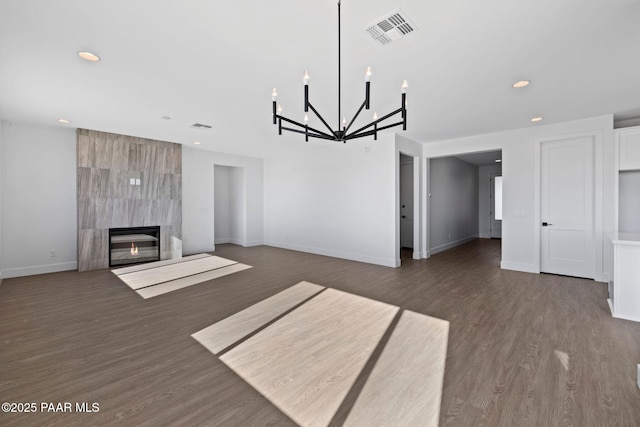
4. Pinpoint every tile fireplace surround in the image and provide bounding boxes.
[77,129,182,272]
